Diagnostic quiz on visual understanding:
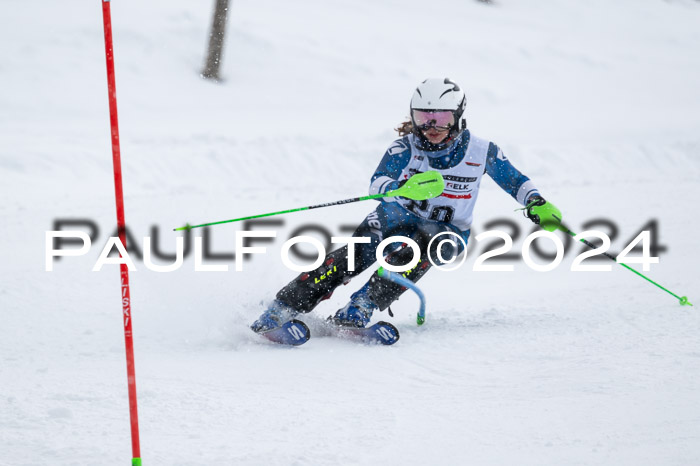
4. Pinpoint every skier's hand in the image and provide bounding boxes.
[525,196,562,232]
[385,179,407,192]
[384,179,408,200]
